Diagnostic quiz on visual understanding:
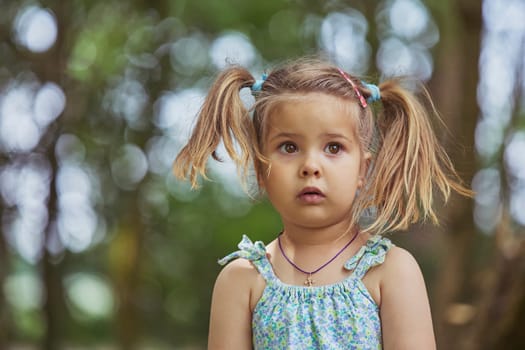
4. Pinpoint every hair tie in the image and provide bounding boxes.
[251,73,267,92]
[362,82,381,103]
